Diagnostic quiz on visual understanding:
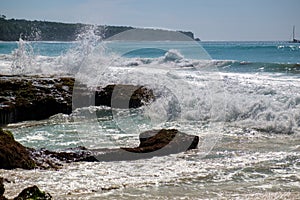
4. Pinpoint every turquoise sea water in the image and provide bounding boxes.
[1,40,300,62]
[0,37,300,199]
[1,40,299,74]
